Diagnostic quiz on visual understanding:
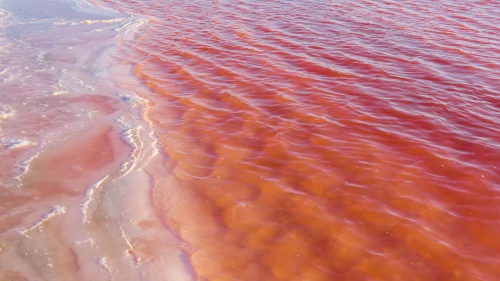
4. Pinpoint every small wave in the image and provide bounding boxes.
[50,17,128,27]
[114,17,148,36]
[72,18,128,26]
